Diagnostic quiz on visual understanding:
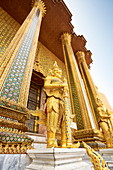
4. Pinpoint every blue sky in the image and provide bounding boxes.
[65,0,113,109]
